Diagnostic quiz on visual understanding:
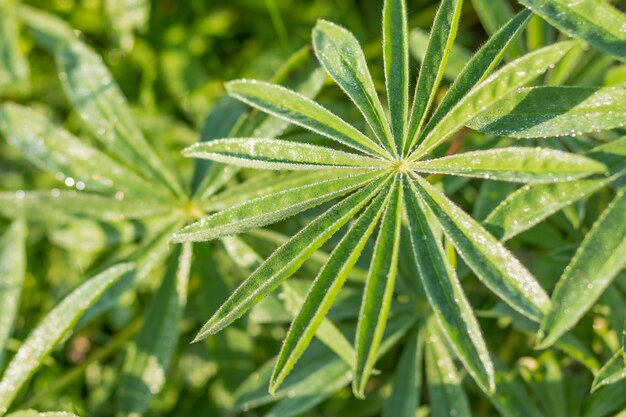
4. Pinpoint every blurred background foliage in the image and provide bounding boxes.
[1,0,626,416]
